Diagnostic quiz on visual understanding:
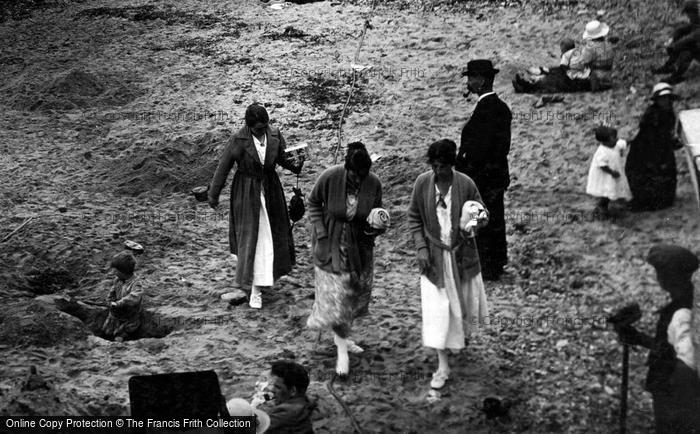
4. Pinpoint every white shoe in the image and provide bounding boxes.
[249,292,262,309]
[430,370,449,389]
[336,352,349,376]
[347,340,364,354]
